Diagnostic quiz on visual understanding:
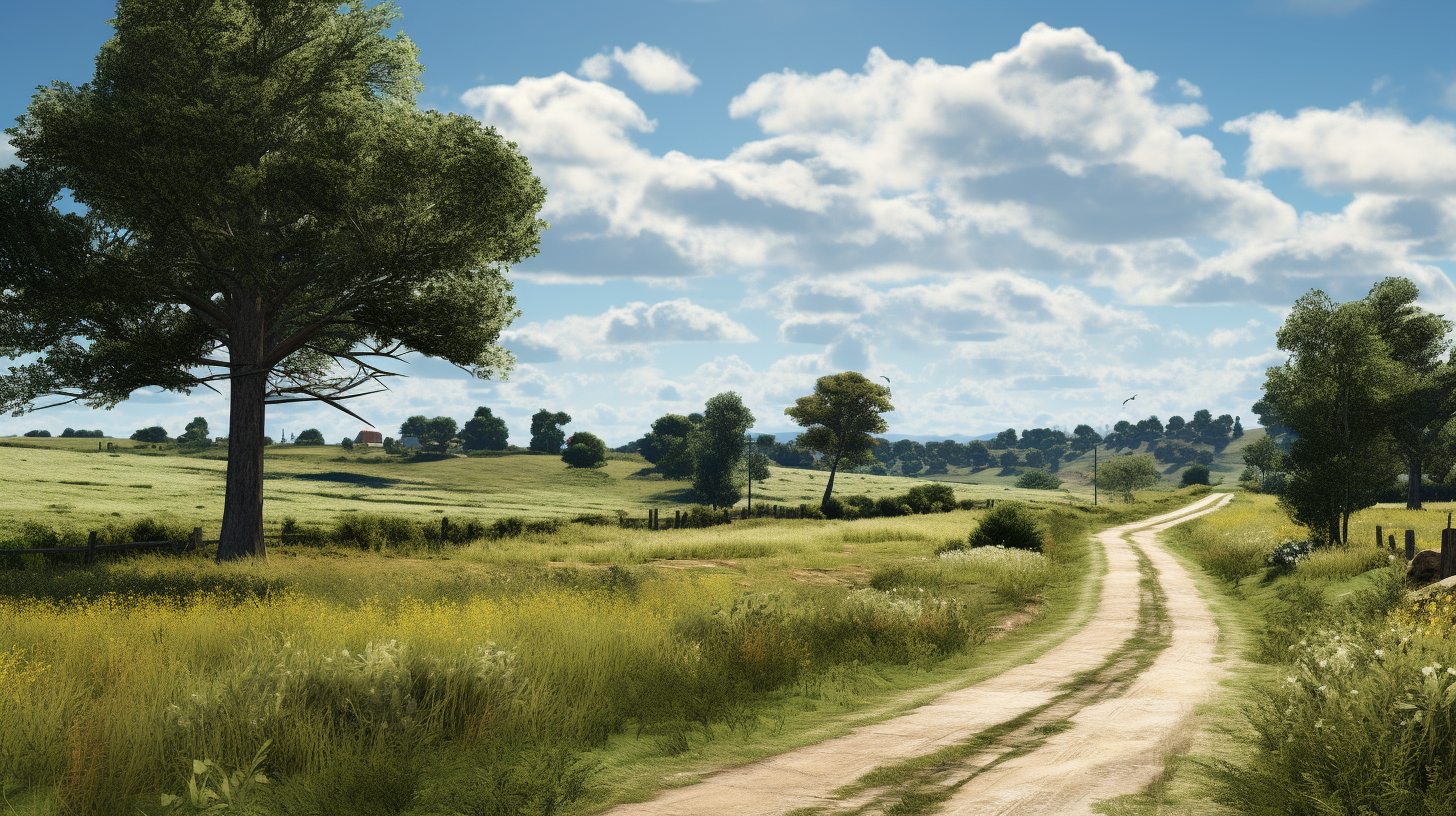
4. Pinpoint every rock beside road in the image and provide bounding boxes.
[1408,549,1442,585]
